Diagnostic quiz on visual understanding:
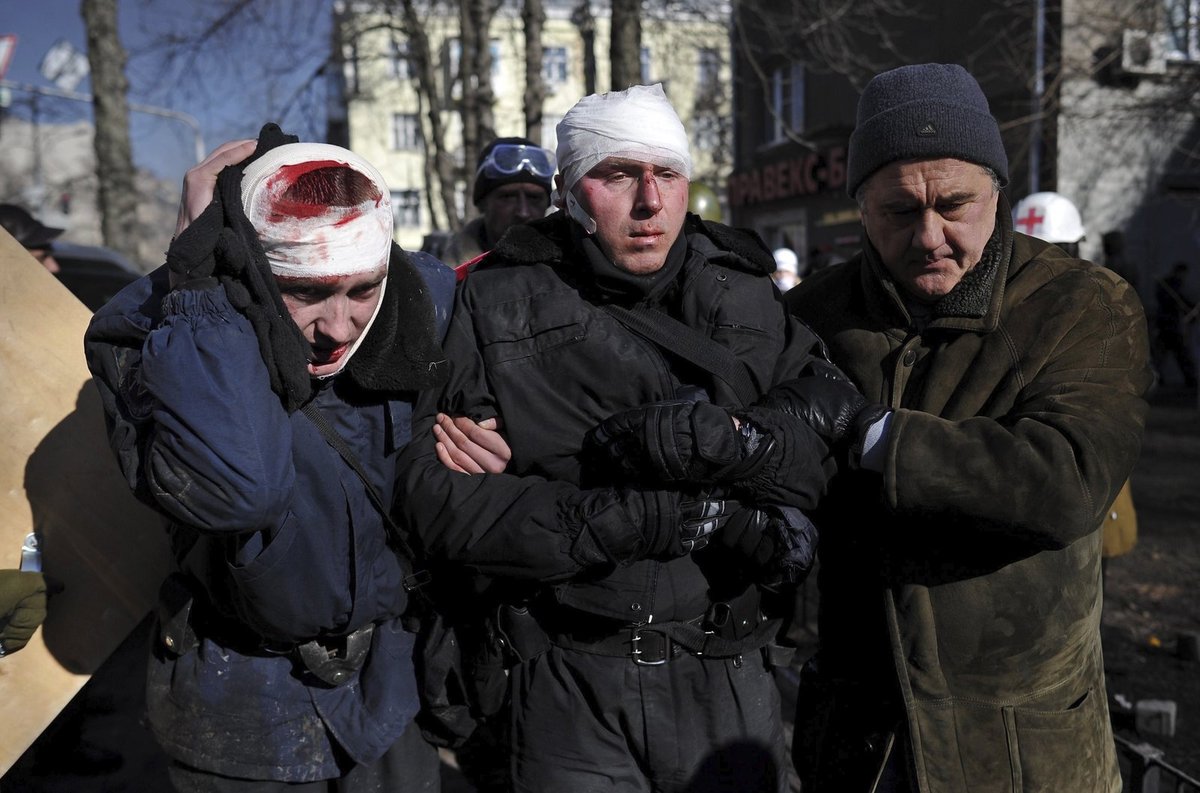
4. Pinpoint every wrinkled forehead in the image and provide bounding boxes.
[863,157,997,205]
